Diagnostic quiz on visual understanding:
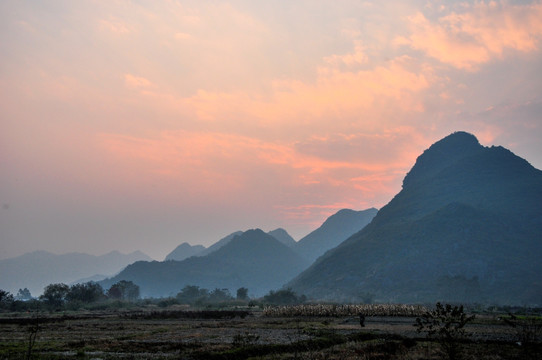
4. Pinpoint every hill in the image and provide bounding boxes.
[294,208,378,263]
[0,250,151,296]
[196,231,244,257]
[164,243,206,261]
[164,228,296,262]
[288,132,542,305]
[267,228,296,247]
[101,229,310,297]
